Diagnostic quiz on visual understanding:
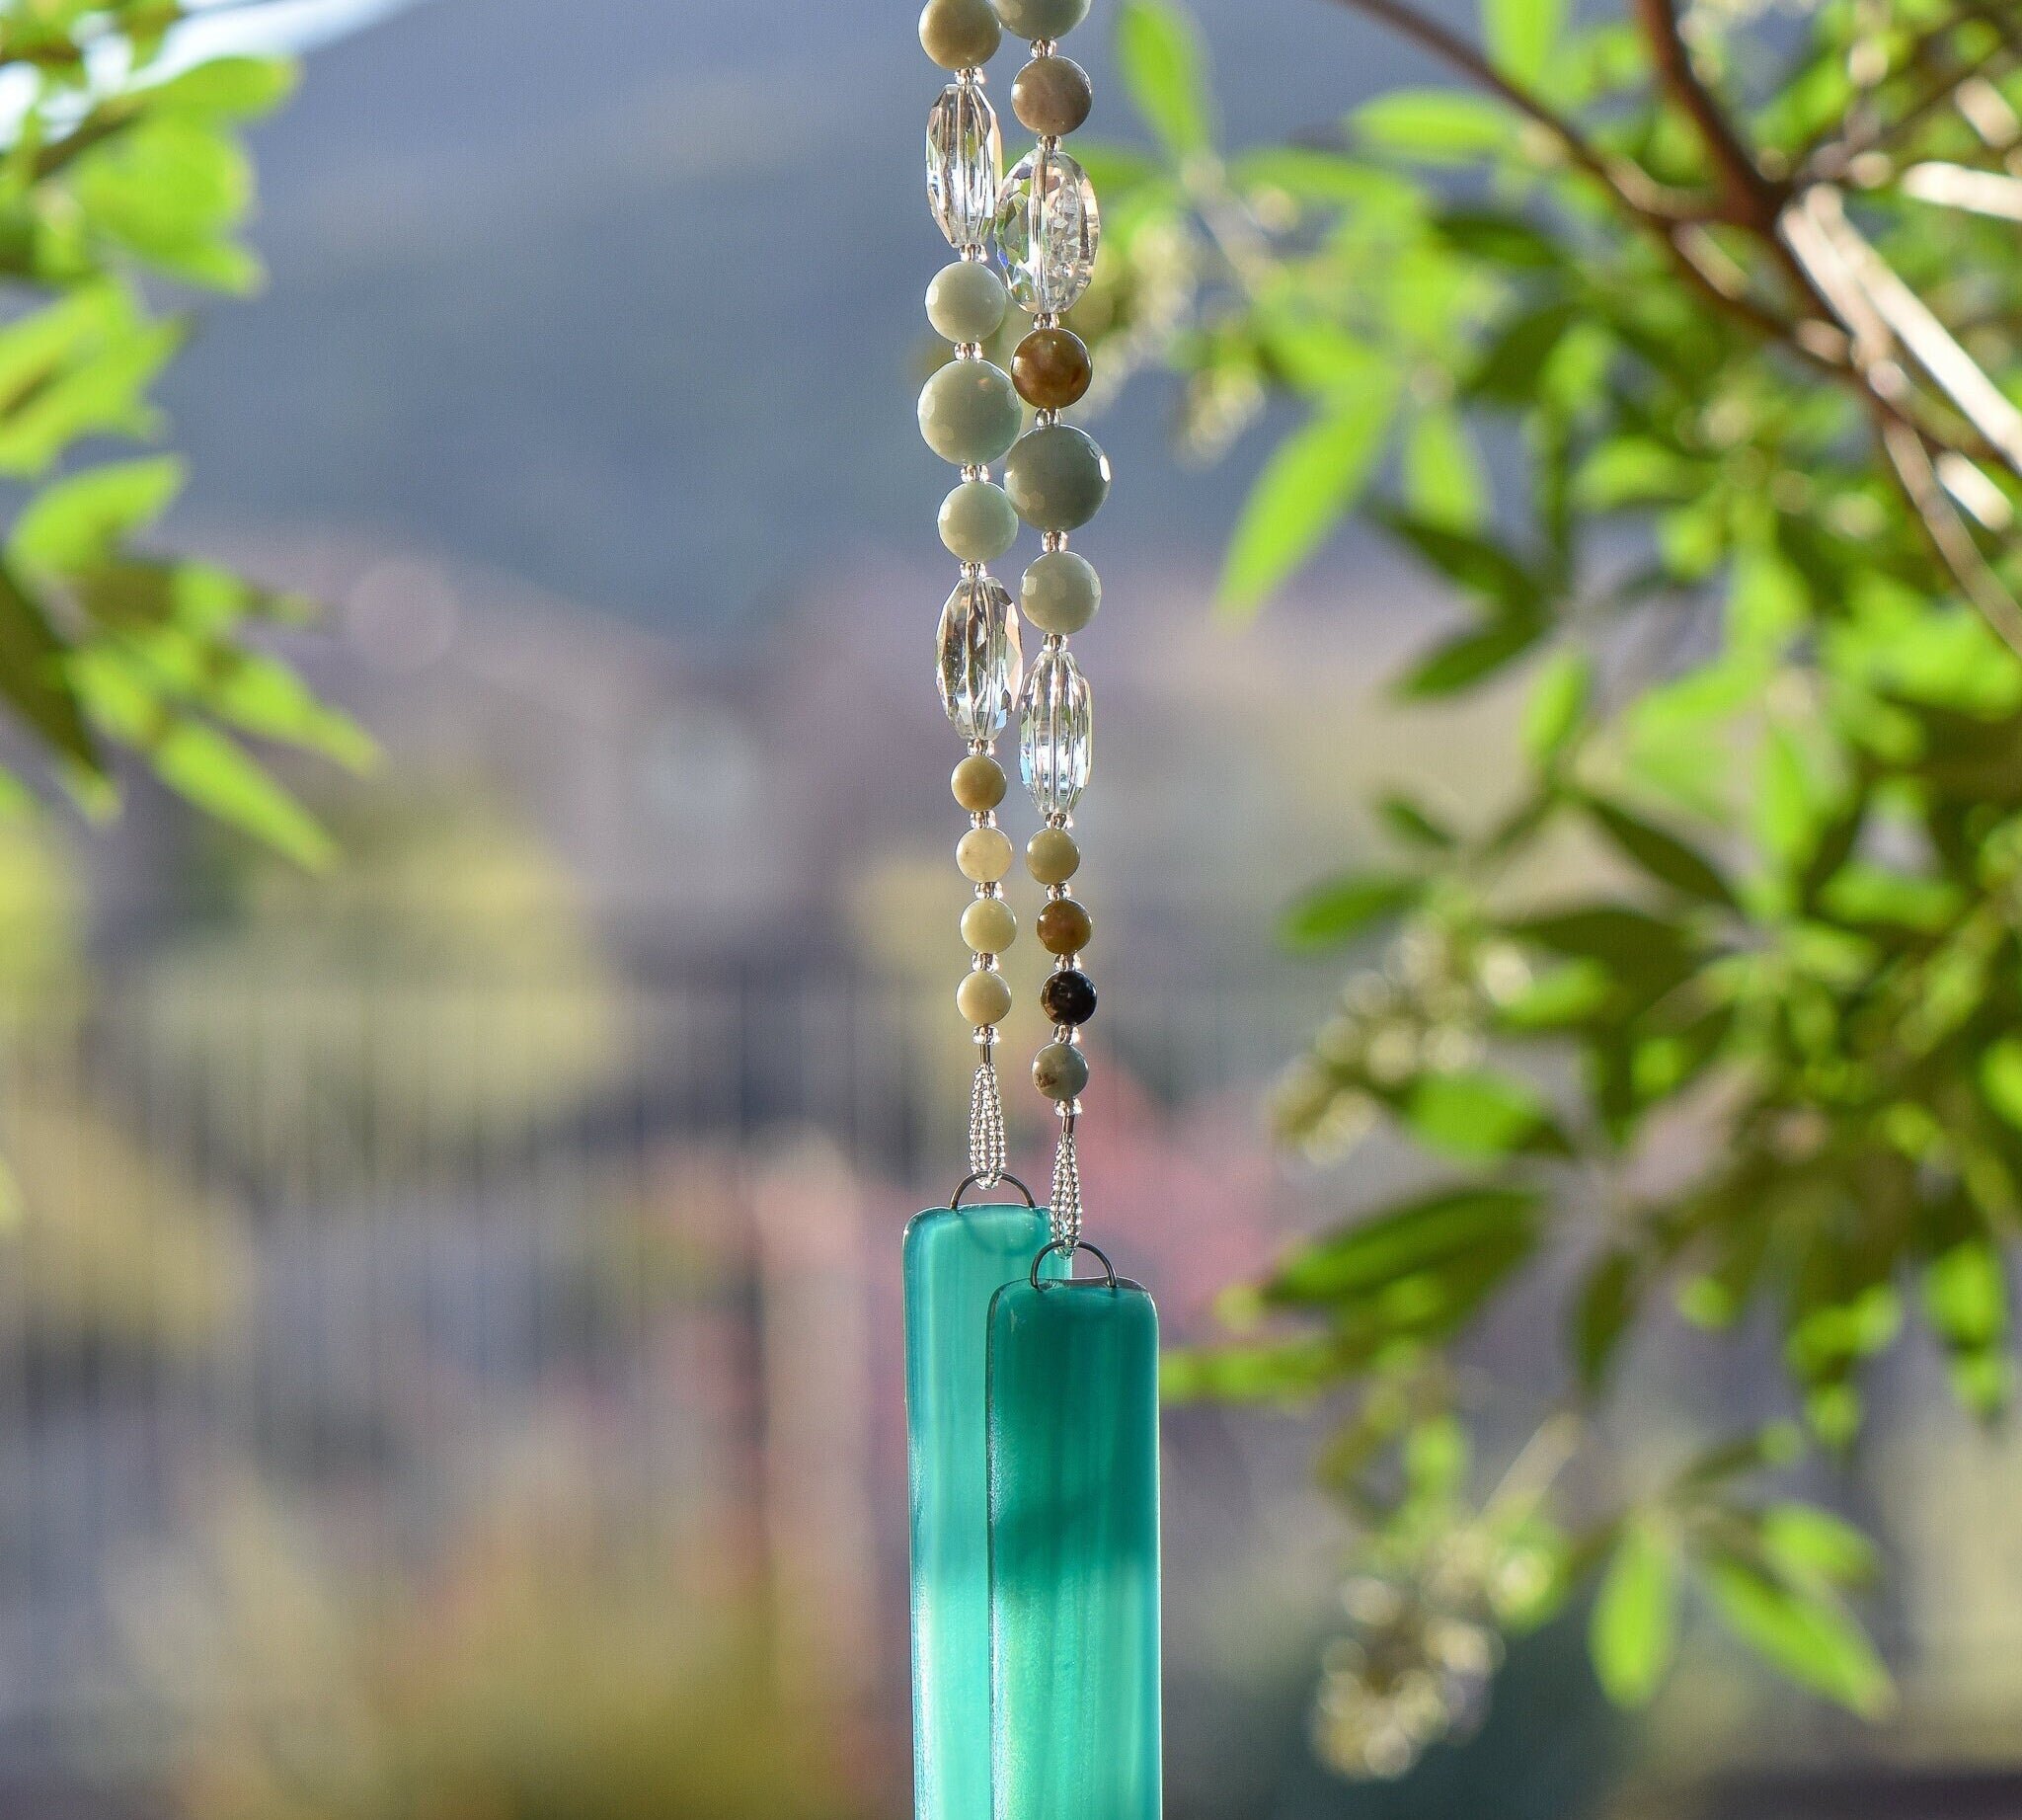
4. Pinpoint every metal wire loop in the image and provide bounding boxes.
[1029,1238,1118,1290]
[951,1170,1038,1211]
